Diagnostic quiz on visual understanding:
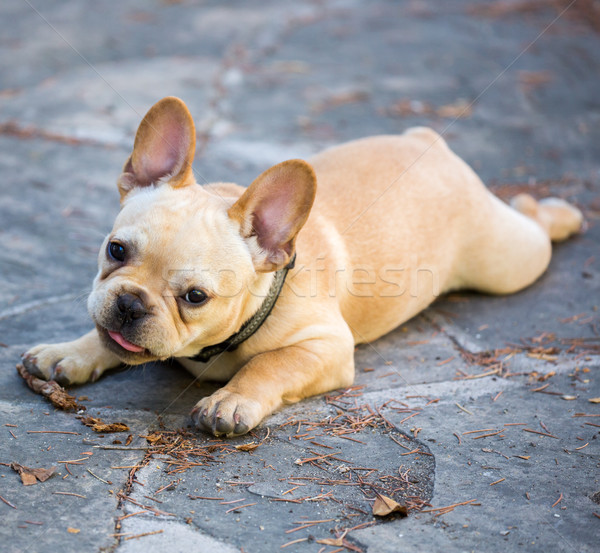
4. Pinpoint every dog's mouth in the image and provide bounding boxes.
[107,330,145,353]
[97,325,154,362]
